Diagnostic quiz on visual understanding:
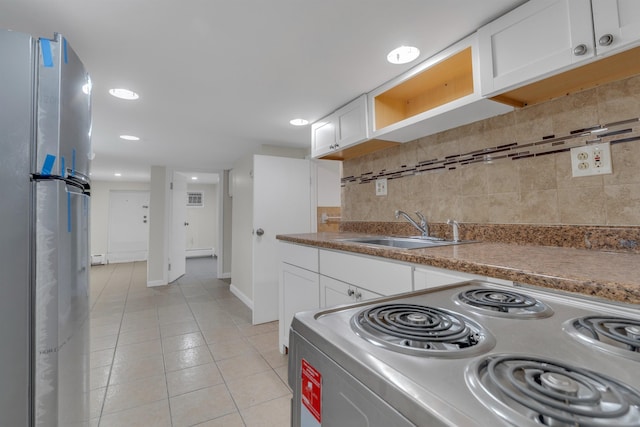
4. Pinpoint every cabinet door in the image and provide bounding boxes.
[311,118,336,158]
[591,0,640,56]
[478,0,594,96]
[355,287,383,302]
[280,263,319,352]
[321,275,354,307]
[336,94,368,147]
